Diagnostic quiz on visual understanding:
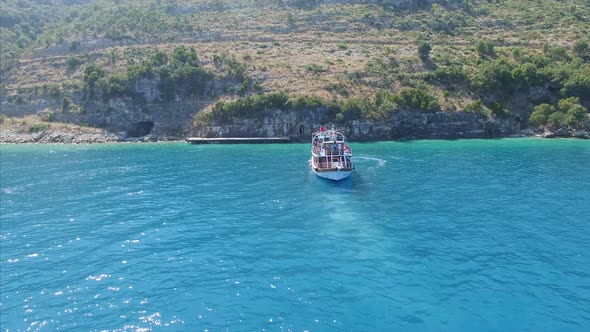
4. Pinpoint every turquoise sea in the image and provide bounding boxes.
[1,139,589,331]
